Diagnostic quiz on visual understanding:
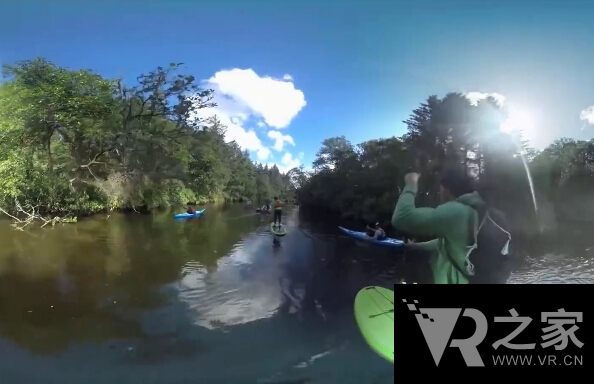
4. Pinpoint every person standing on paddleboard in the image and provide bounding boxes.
[392,169,513,284]
[273,196,283,228]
